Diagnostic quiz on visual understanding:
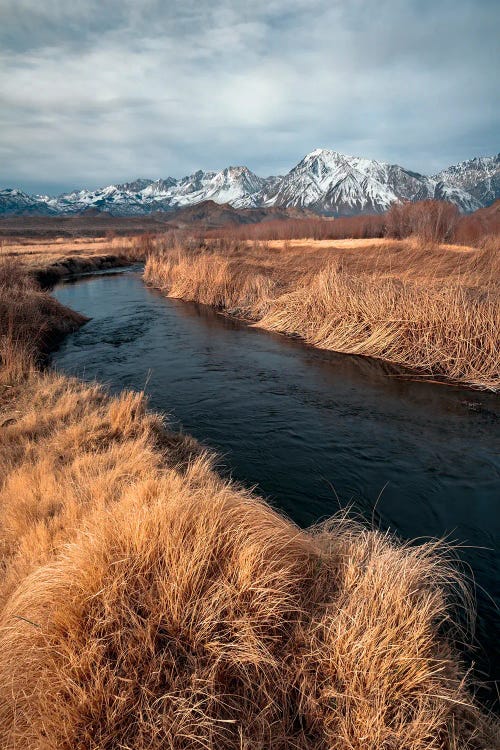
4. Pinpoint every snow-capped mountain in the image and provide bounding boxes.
[46,185,147,215]
[258,149,483,215]
[259,149,423,214]
[0,188,56,215]
[1,150,498,217]
[434,154,500,207]
[169,166,270,208]
[33,167,274,216]
[117,178,155,193]
[432,182,481,213]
